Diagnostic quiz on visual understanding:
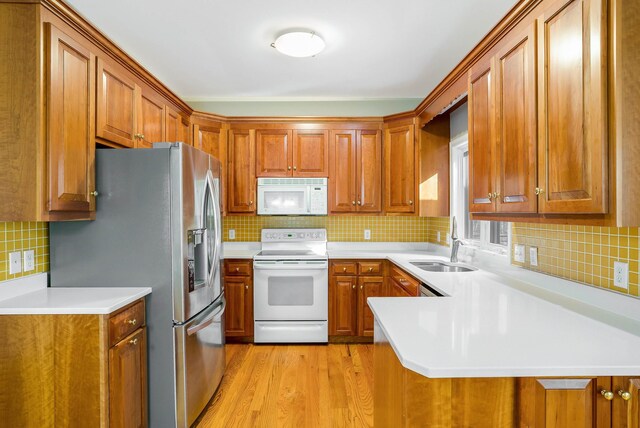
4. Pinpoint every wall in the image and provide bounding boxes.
[223,216,433,242]
[0,222,49,282]
[187,98,423,117]
[449,102,468,140]
[512,223,639,298]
